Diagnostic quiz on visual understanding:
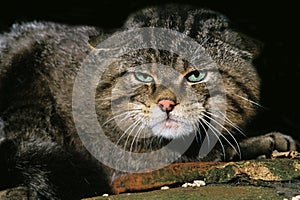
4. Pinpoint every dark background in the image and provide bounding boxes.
[1,0,299,139]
